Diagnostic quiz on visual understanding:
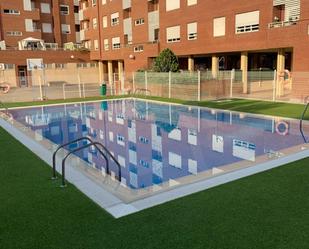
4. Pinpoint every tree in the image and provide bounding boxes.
[153,48,179,72]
